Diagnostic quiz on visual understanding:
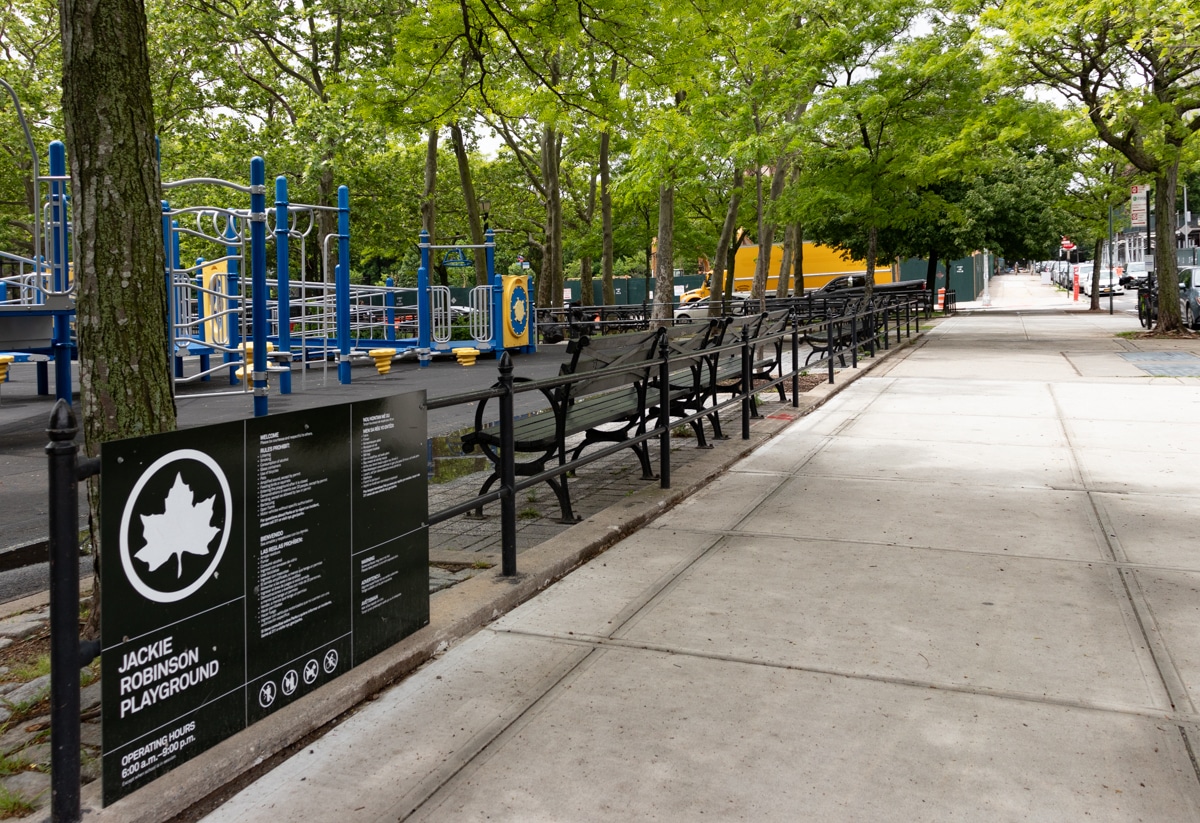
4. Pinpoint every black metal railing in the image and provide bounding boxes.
[427,294,924,575]
[534,288,934,344]
[40,293,923,817]
[45,401,100,823]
